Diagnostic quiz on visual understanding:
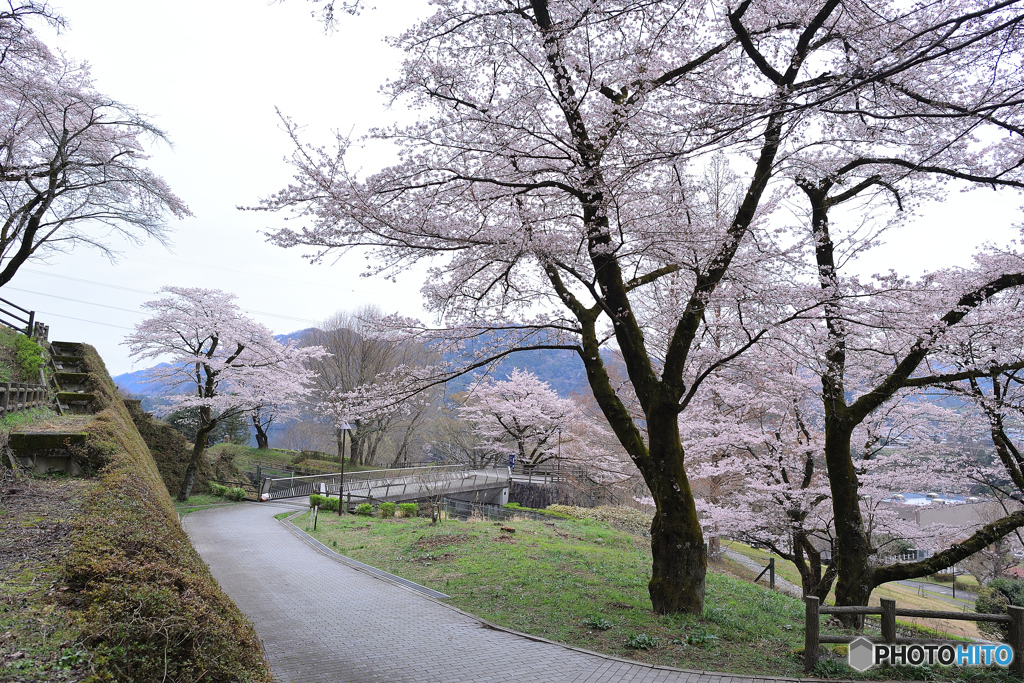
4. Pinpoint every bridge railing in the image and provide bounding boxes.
[260,464,510,502]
